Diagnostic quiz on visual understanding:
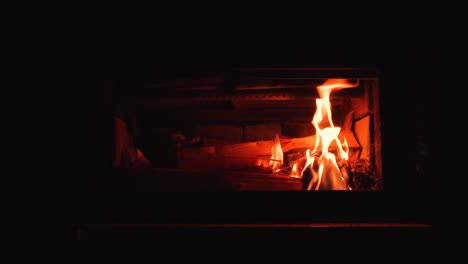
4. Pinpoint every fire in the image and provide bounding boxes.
[269,133,283,172]
[290,163,300,178]
[291,79,359,190]
[256,133,284,171]
[259,79,358,188]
